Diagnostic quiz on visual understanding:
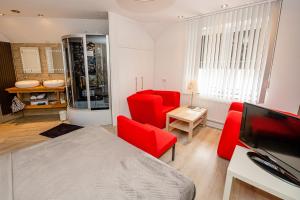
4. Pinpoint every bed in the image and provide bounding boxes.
[0,126,195,200]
